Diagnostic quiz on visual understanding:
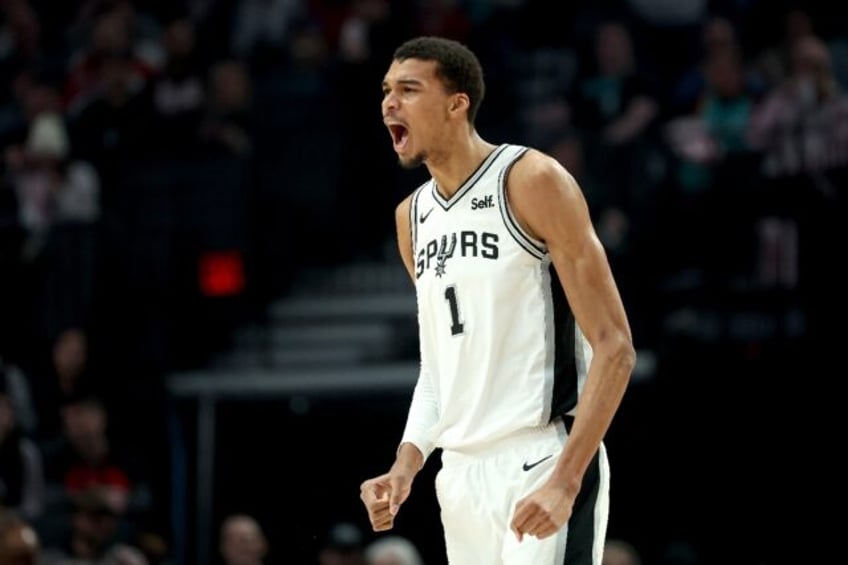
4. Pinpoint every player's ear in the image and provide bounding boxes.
[449,93,470,115]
